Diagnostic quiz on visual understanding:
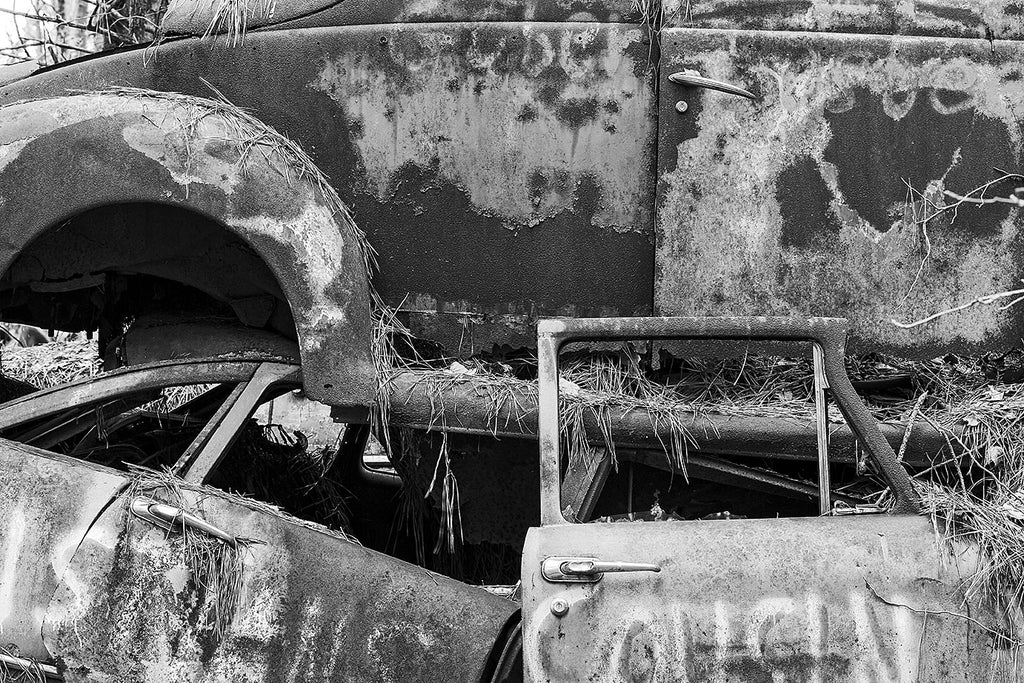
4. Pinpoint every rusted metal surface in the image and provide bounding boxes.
[535,317,921,522]
[0,93,373,407]
[44,487,517,681]
[0,22,657,355]
[163,0,639,36]
[0,441,124,661]
[522,515,1011,681]
[384,367,949,467]
[2,13,1024,362]
[113,316,301,367]
[667,0,1024,39]
[0,359,264,429]
[657,29,1024,356]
